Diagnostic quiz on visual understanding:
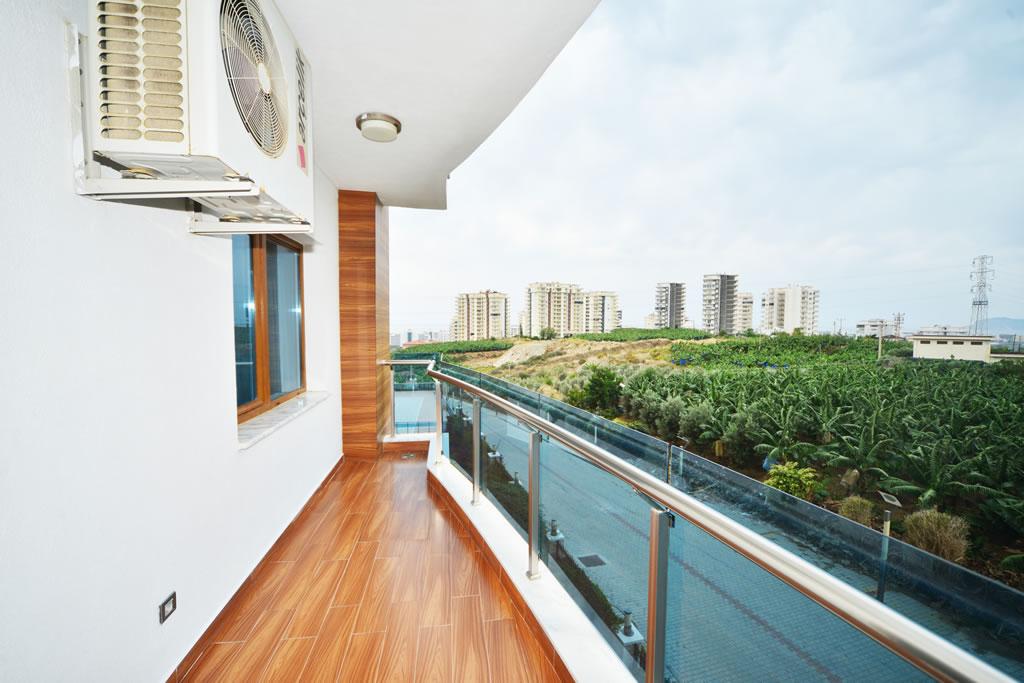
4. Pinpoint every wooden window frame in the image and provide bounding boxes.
[237,234,307,423]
